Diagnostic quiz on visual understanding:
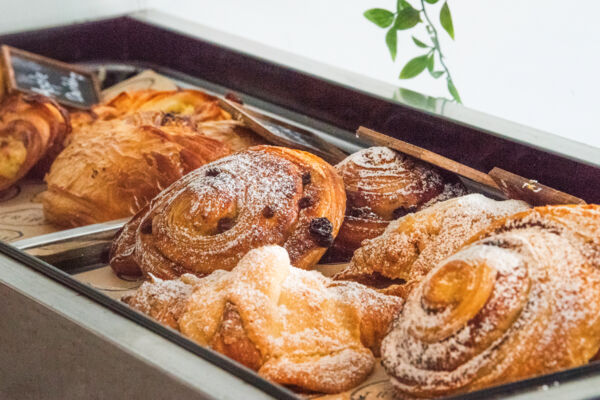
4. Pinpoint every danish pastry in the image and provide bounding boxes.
[382,204,600,398]
[110,145,346,278]
[124,245,402,393]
